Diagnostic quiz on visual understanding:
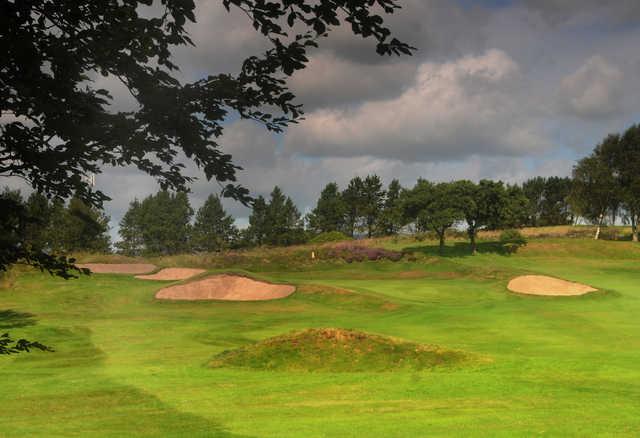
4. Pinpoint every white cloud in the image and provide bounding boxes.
[560,55,625,119]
